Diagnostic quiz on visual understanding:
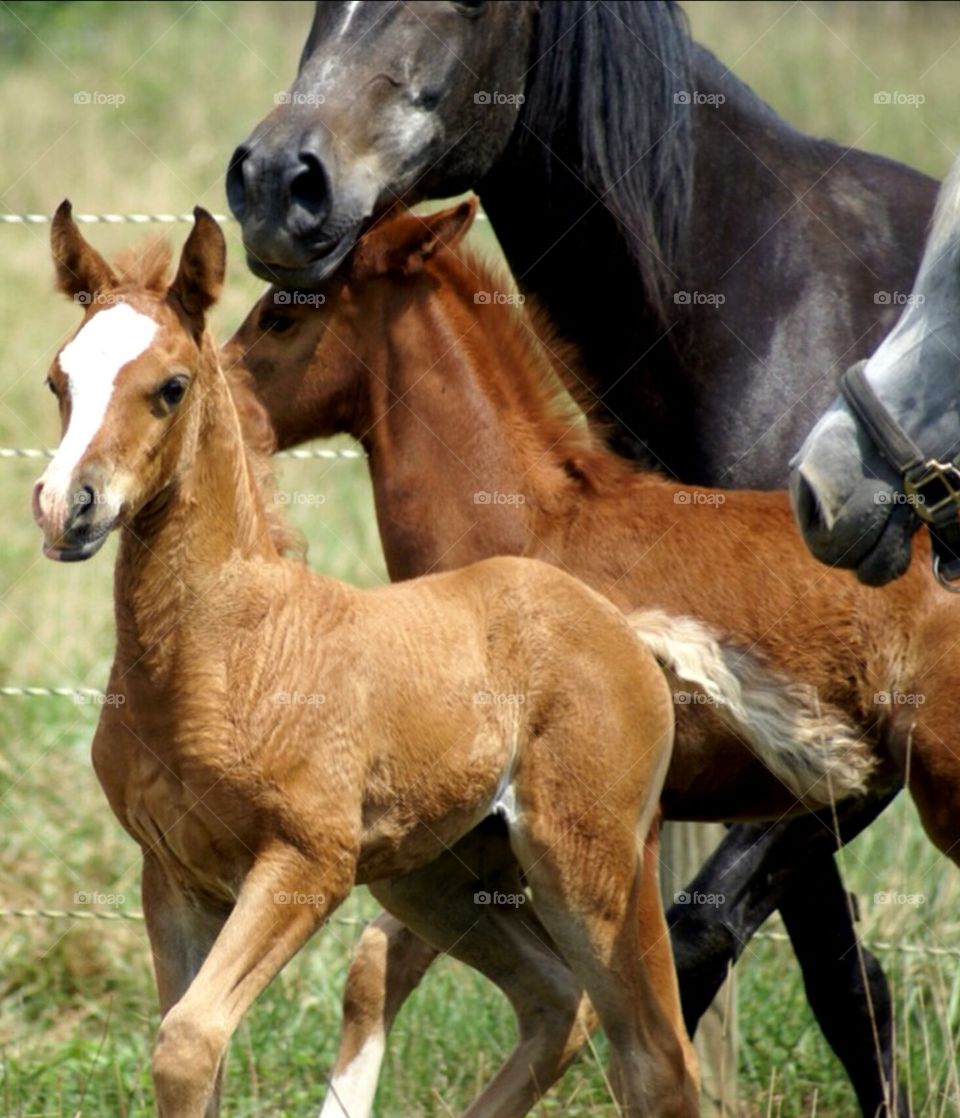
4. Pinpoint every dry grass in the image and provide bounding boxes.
[0,2,958,1115]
